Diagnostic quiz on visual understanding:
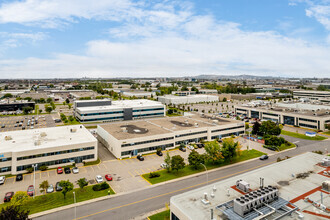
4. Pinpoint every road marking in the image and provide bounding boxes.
[128,171,134,178]
[293,141,300,144]
[151,166,157,171]
[134,170,140,175]
[147,168,152,172]
[140,169,146,174]
[77,161,275,220]
[90,166,95,172]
